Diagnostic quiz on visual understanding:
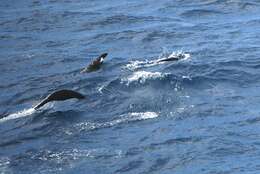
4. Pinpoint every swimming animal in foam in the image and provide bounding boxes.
[157,54,185,62]
[81,53,108,73]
